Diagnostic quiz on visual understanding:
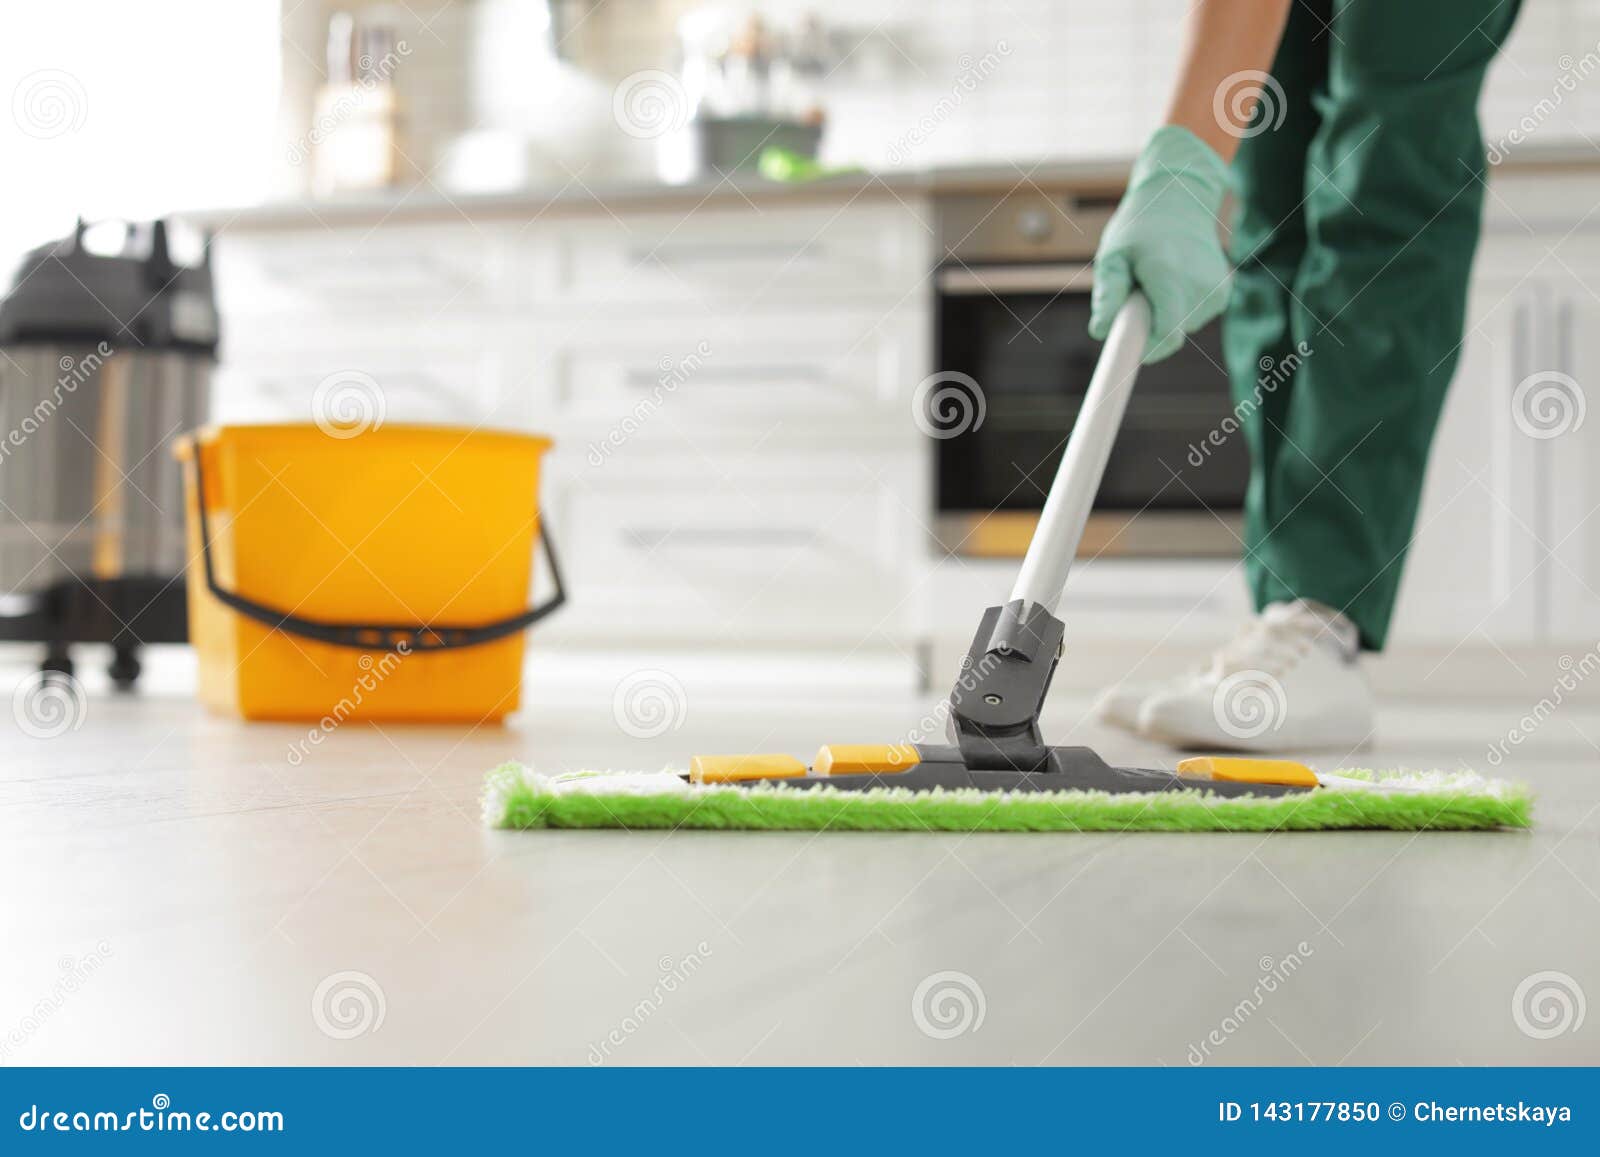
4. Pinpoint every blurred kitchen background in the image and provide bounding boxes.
[2,0,1598,700]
